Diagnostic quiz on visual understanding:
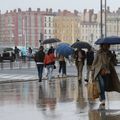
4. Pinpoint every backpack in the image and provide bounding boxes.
[34,51,45,62]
